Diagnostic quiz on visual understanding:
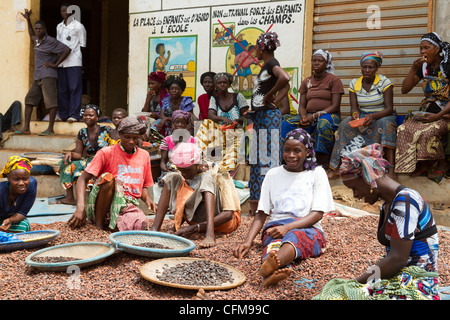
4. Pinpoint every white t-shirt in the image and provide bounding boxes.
[56,19,87,68]
[257,166,335,231]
